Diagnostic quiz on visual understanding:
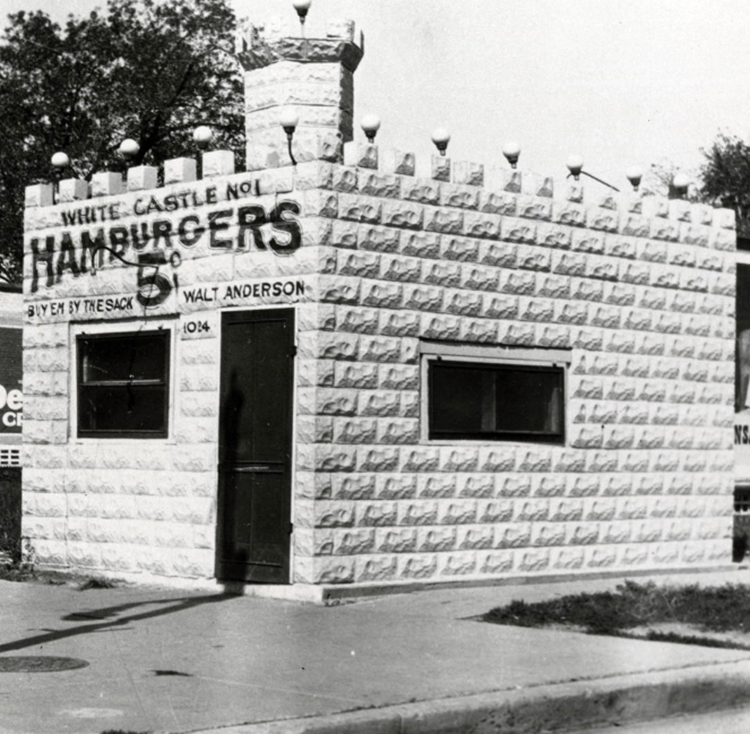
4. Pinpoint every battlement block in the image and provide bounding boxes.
[692,203,714,226]
[522,173,554,198]
[596,191,618,210]
[344,142,378,169]
[452,161,484,187]
[642,195,669,218]
[127,165,158,192]
[164,158,197,185]
[24,184,54,208]
[202,150,235,178]
[668,198,691,222]
[381,149,415,177]
[90,172,123,198]
[415,154,451,182]
[484,166,521,194]
[57,179,88,203]
[327,19,357,43]
[560,182,584,203]
[623,192,643,214]
[714,207,736,230]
